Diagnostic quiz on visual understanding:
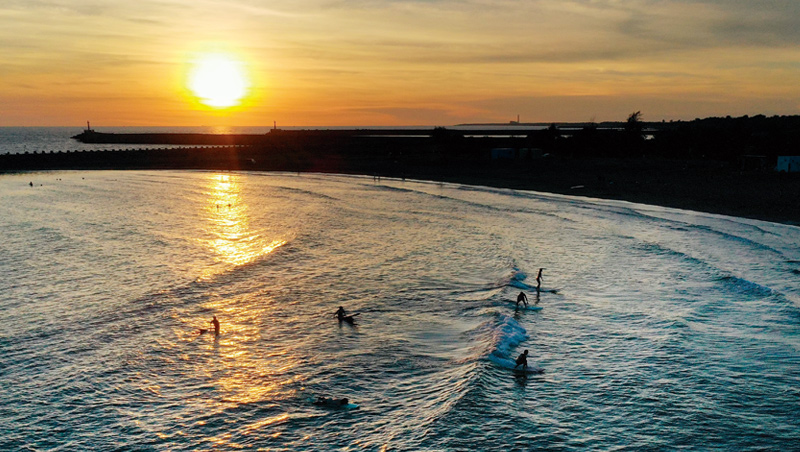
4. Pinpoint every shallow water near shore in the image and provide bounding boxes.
[1,170,799,451]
